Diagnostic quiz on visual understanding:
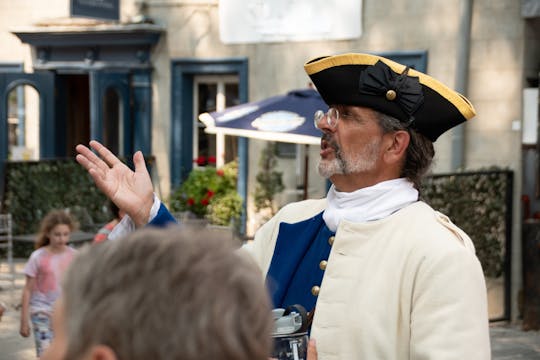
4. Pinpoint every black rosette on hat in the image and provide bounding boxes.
[304,53,475,142]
